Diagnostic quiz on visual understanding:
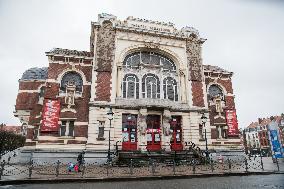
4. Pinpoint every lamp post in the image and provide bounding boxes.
[201,113,209,158]
[107,106,114,163]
